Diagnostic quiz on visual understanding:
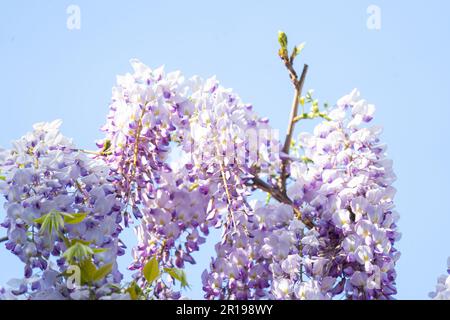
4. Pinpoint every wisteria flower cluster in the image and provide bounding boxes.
[0,120,126,299]
[1,32,431,300]
[202,89,400,300]
[271,89,400,300]
[99,59,280,298]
